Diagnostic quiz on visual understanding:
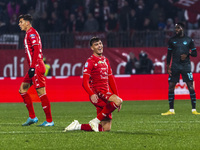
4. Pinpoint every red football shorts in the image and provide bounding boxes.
[23,60,46,89]
[90,90,113,120]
